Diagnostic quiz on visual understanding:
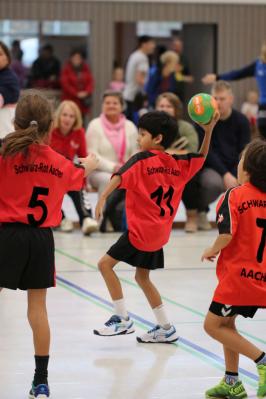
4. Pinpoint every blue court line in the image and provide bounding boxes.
[56,275,258,383]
